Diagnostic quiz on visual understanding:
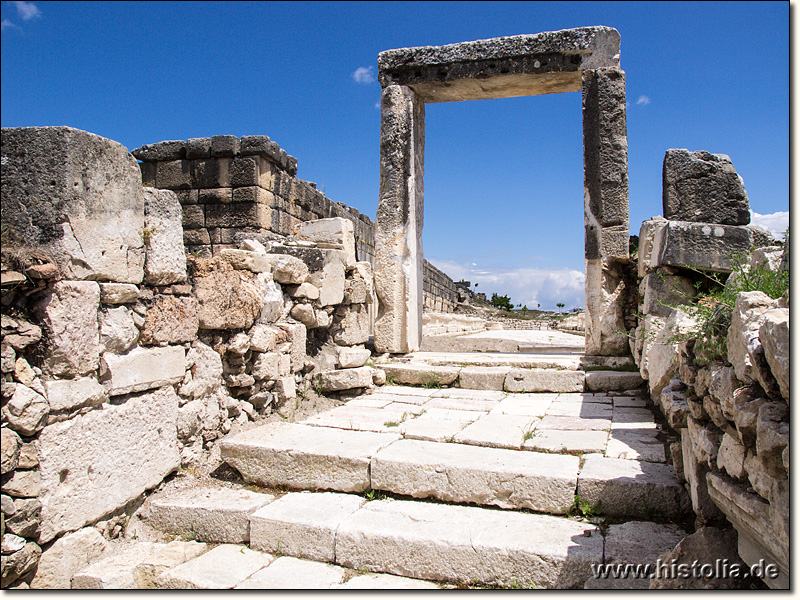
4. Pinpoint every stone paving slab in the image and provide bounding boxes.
[157,544,273,589]
[523,430,609,454]
[613,397,648,408]
[220,423,400,493]
[344,396,394,408]
[546,400,613,419]
[554,392,613,404]
[249,491,365,562]
[422,396,501,412]
[147,485,274,543]
[398,418,472,443]
[489,395,553,417]
[374,385,436,397]
[135,541,209,589]
[535,415,612,431]
[371,438,579,514]
[335,498,603,589]
[384,401,427,415]
[72,542,159,589]
[235,556,345,589]
[610,407,657,430]
[577,456,689,519]
[453,413,540,449]
[432,388,507,401]
[335,572,442,589]
[605,429,667,463]
[302,405,413,433]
